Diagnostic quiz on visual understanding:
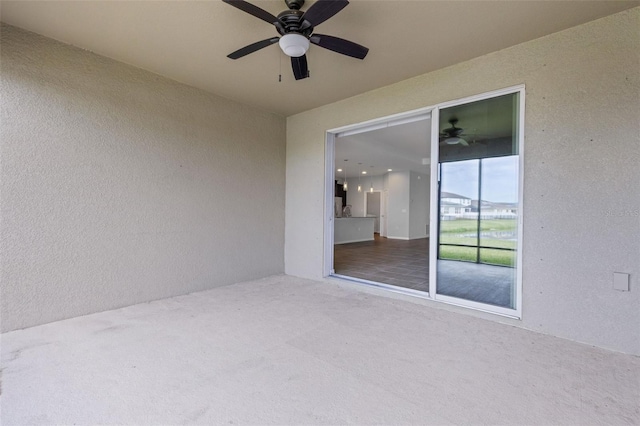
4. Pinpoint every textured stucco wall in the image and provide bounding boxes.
[285,8,640,354]
[1,24,286,332]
